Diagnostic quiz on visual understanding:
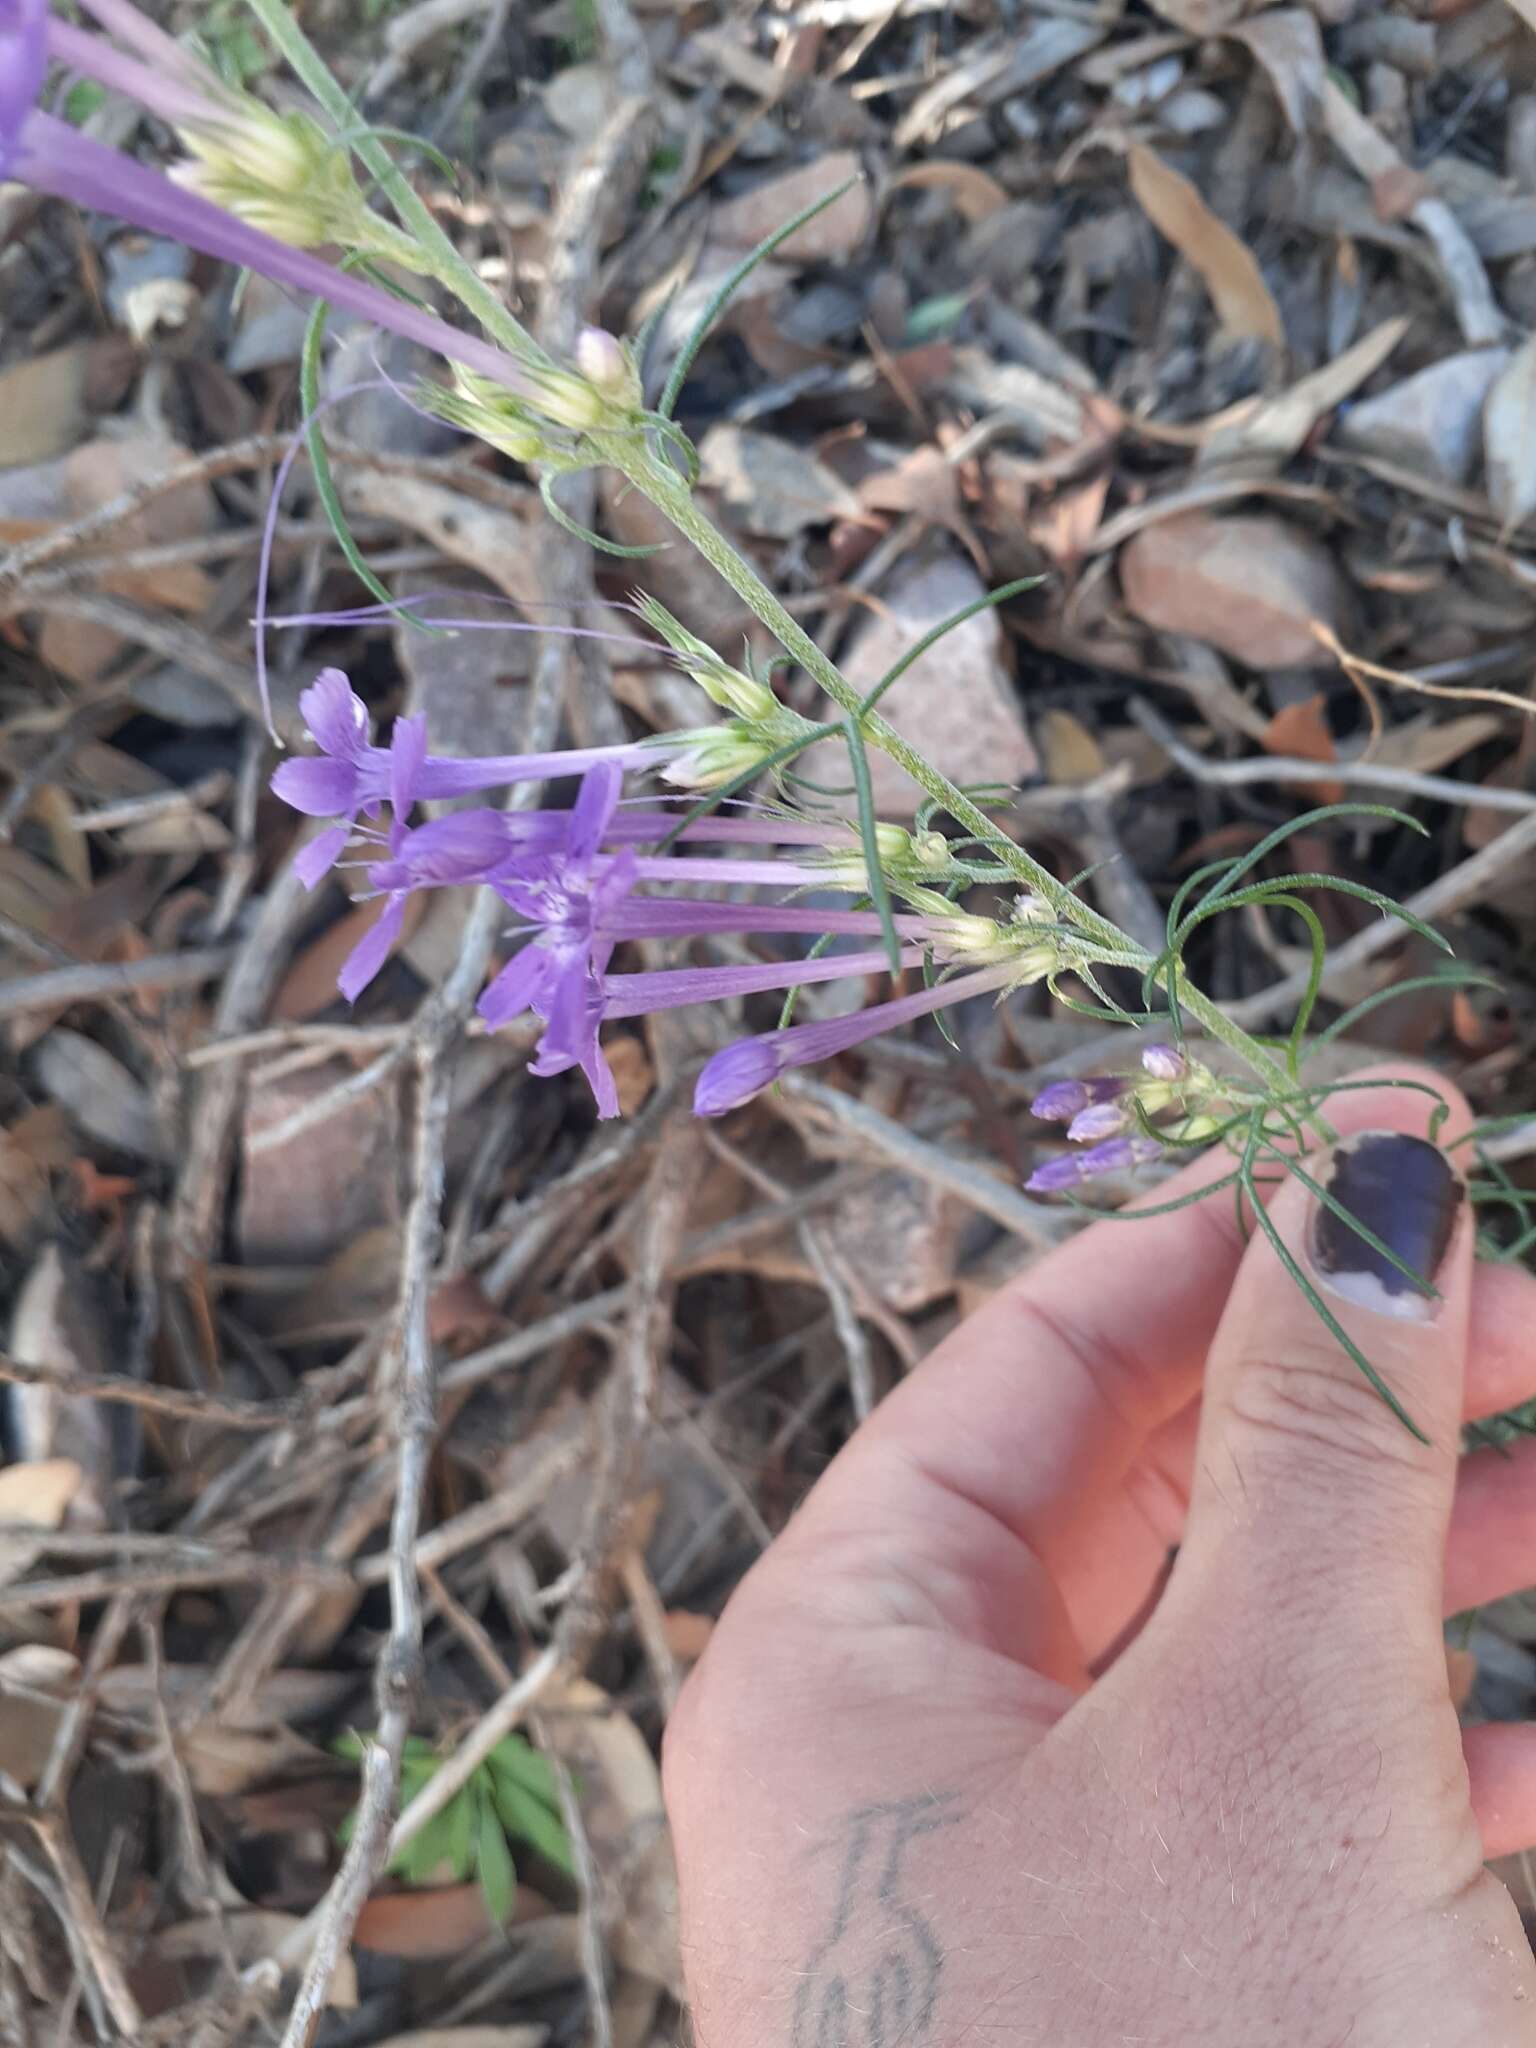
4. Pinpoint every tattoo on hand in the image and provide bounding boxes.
[791,1796,960,2048]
